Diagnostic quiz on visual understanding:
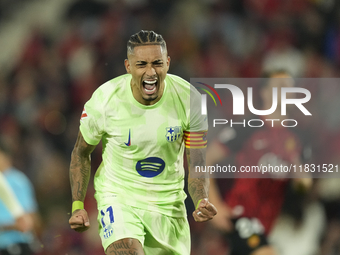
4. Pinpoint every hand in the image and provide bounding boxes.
[14,214,34,232]
[210,203,234,233]
[69,209,90,232]
[193,198,217,222]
